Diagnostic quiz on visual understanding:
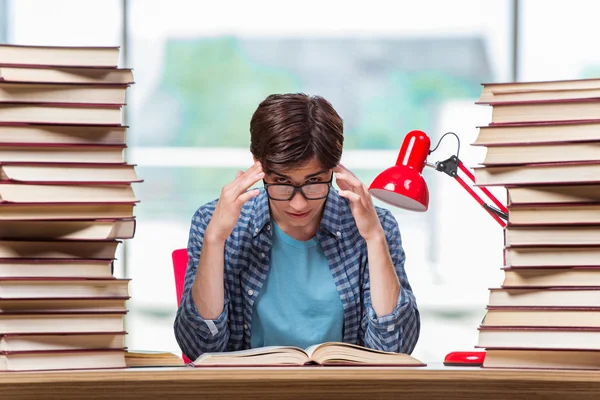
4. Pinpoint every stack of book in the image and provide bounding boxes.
[0,44,139,371]
[472,78,600,370]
